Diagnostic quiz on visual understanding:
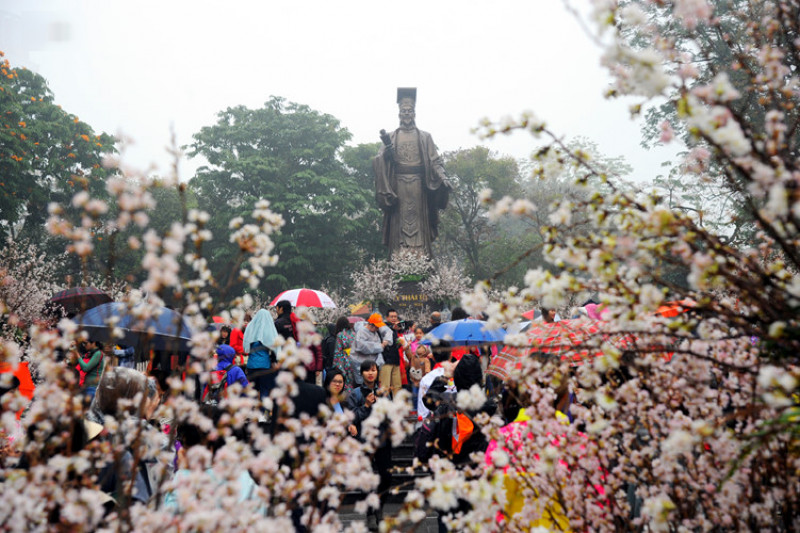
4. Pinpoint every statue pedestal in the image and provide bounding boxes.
[385,280,436,321]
